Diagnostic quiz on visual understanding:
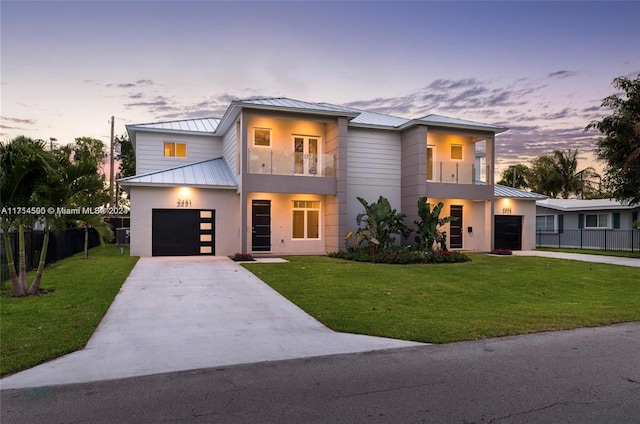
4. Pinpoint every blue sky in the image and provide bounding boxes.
[2,1,639,174]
